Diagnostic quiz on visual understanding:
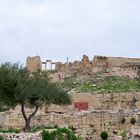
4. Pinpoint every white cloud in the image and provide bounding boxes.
[0,0,140,64]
